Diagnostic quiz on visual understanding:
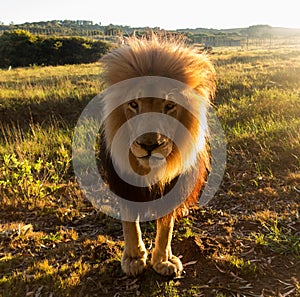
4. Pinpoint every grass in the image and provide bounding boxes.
[252,219,300,255]
[1,47,300,296]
